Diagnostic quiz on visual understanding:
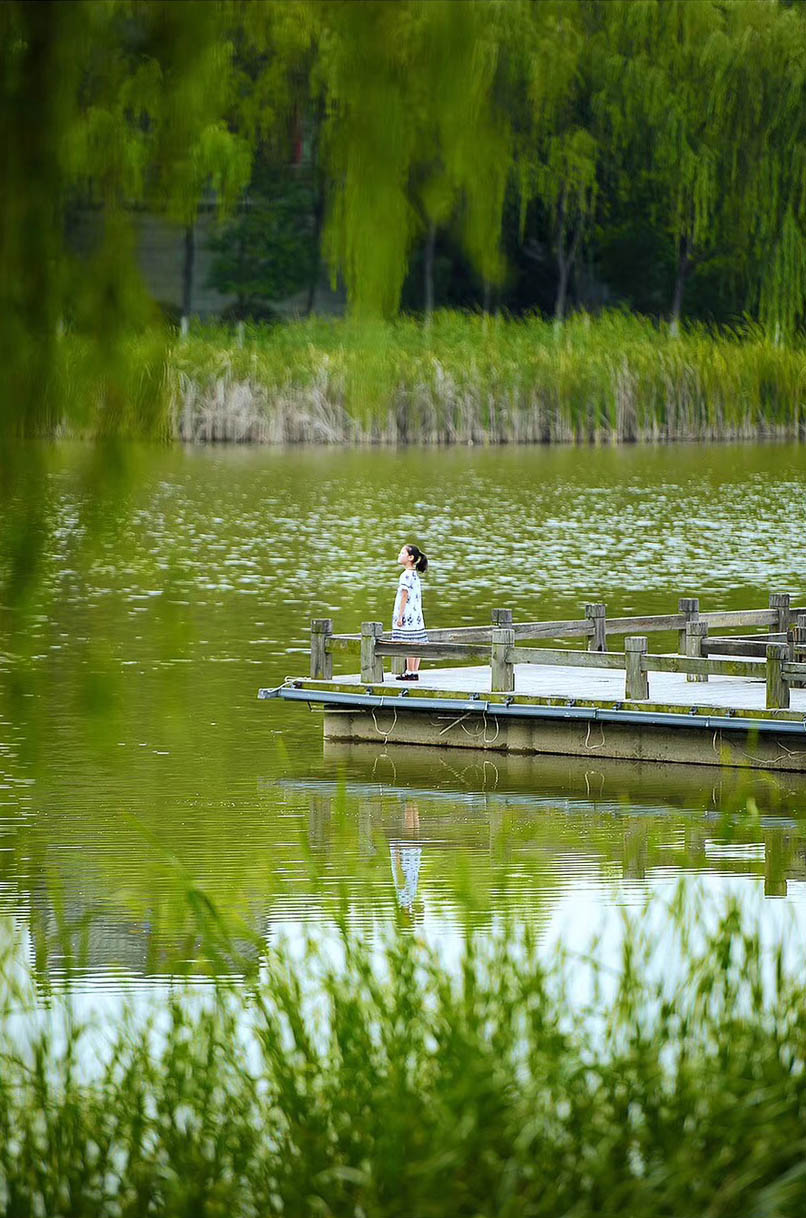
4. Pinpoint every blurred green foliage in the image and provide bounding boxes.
[2,892,806,1216]
[0,0,805,443]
